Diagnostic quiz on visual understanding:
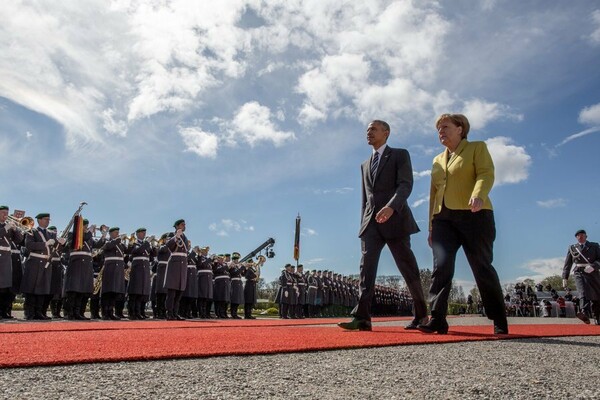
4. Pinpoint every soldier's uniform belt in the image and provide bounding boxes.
[104,257,123,262]
[70,251,92,257]
[29,252,49,259]
[51,257,61,262]
[215,275,229,280]
[158,261,168,265]
[11,249,20,254]
[187,264,196,268]
[170,252,187,258]
[574,263,590,267]
[133,256,150,261]
[0,246,11,252]
[231,277,242,281]
[298,283,306,286]
[309,285,317,289]
[198,270,213,274]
